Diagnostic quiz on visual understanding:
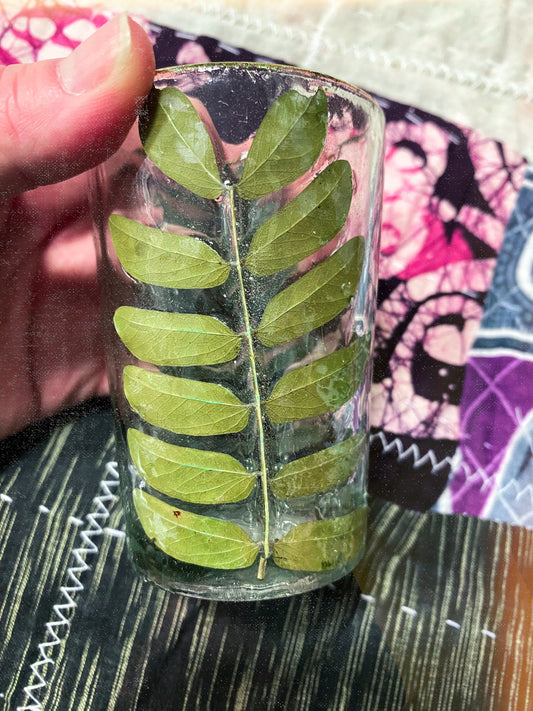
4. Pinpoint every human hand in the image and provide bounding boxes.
[0,14,155,439]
